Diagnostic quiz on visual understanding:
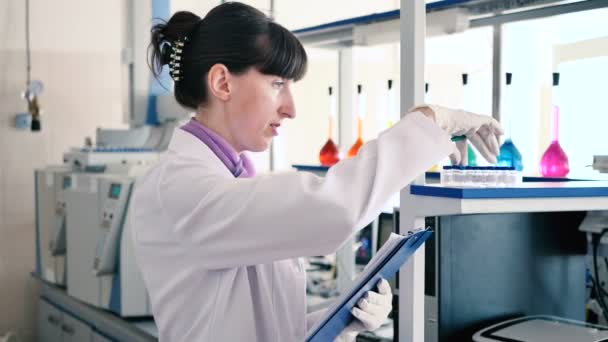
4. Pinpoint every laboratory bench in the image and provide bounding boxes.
[36,277,157,342]
[36,275,392,342]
